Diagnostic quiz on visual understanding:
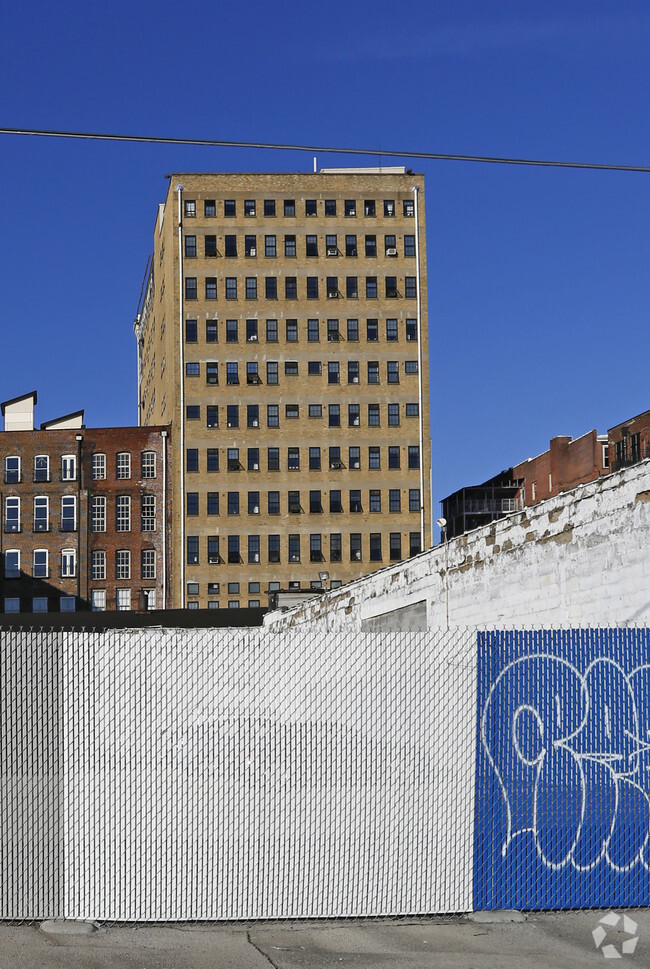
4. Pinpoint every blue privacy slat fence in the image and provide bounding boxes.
[474,628,650,910]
